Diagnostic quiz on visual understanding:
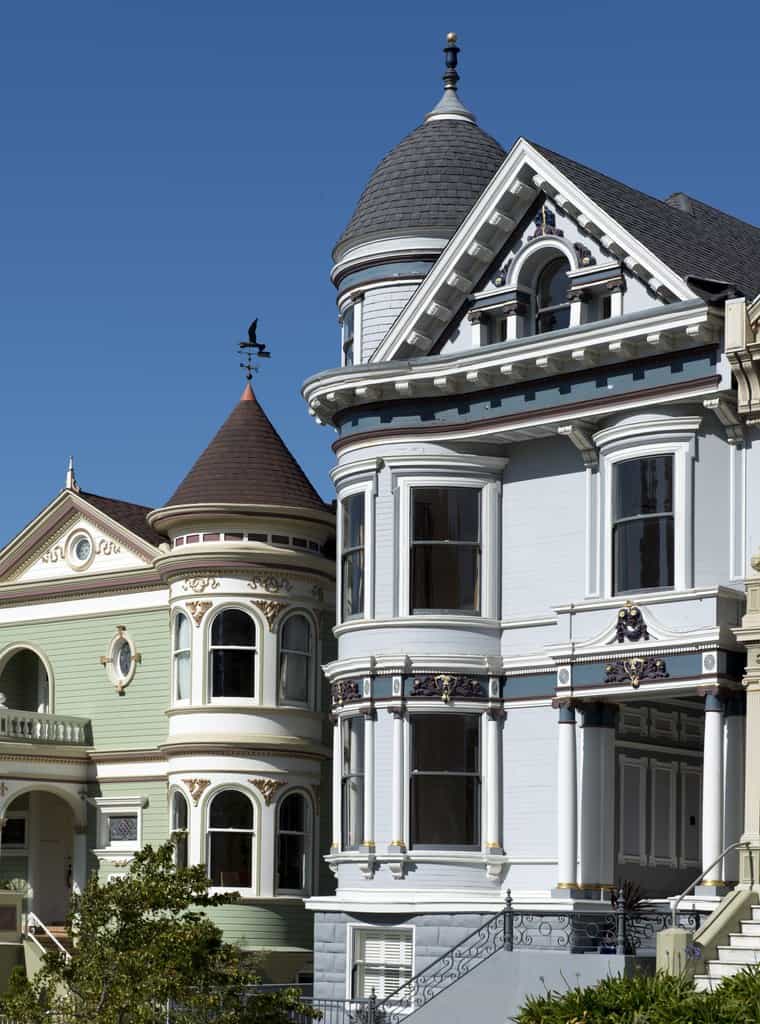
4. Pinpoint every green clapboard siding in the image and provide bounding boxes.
[0,608,170,751]
[206,902,313,951]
